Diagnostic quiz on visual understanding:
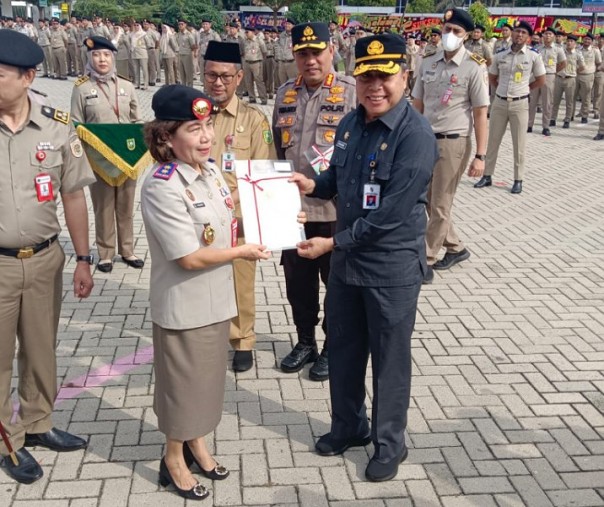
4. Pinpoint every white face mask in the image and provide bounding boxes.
[442,32,464,52]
